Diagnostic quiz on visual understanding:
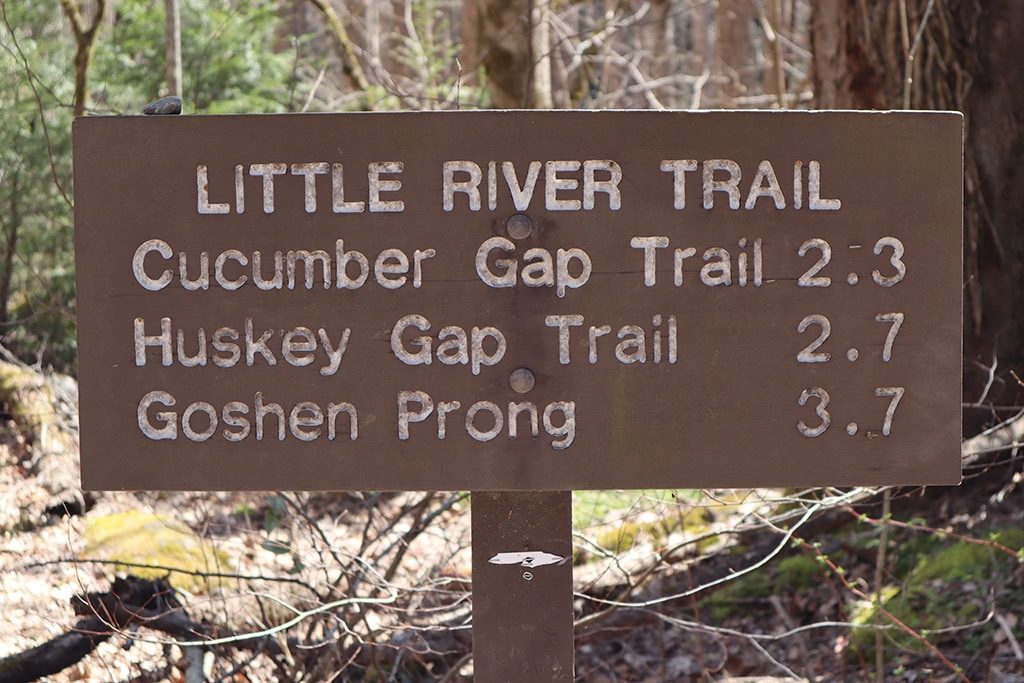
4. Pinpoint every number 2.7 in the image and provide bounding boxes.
[875,313,904,362]
[796,313,904,363]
